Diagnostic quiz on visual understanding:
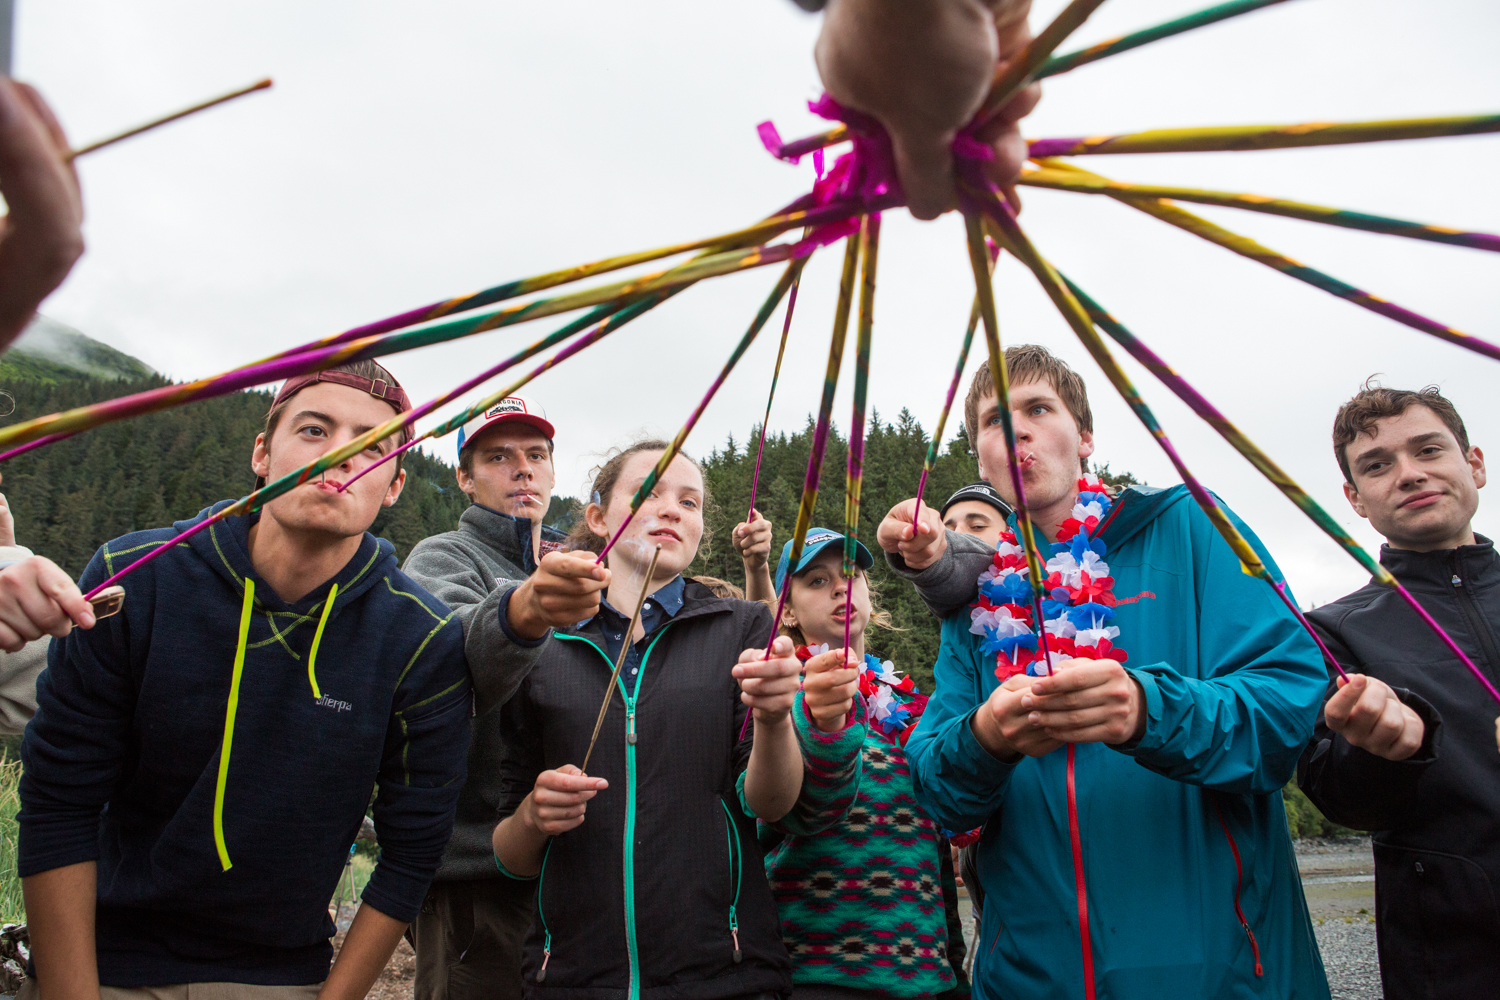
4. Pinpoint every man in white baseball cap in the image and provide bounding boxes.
[402,395,609,1000]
